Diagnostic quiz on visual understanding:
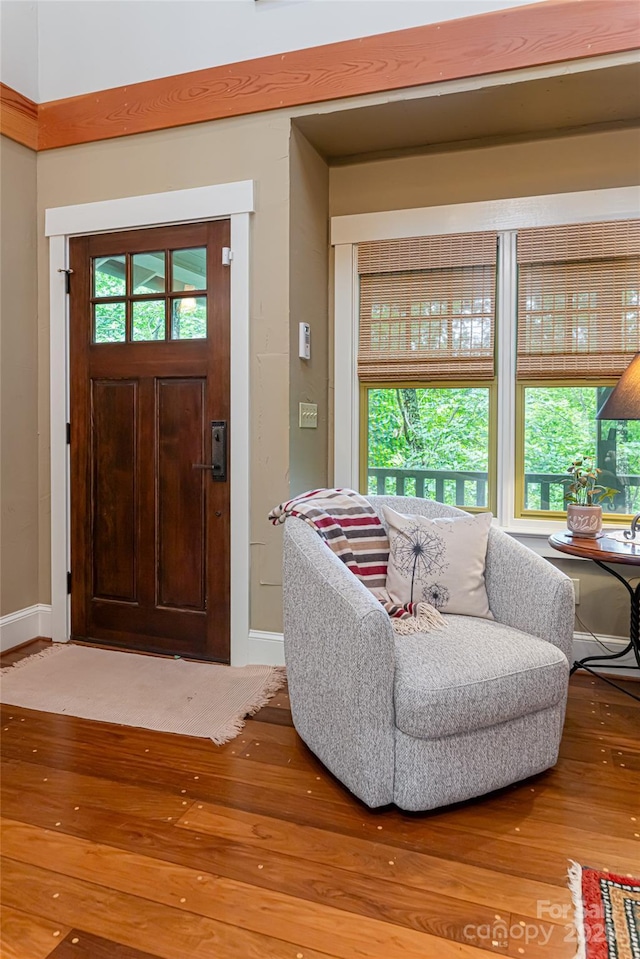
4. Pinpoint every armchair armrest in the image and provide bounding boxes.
[485,528,575,661]
[283,520,396,807]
